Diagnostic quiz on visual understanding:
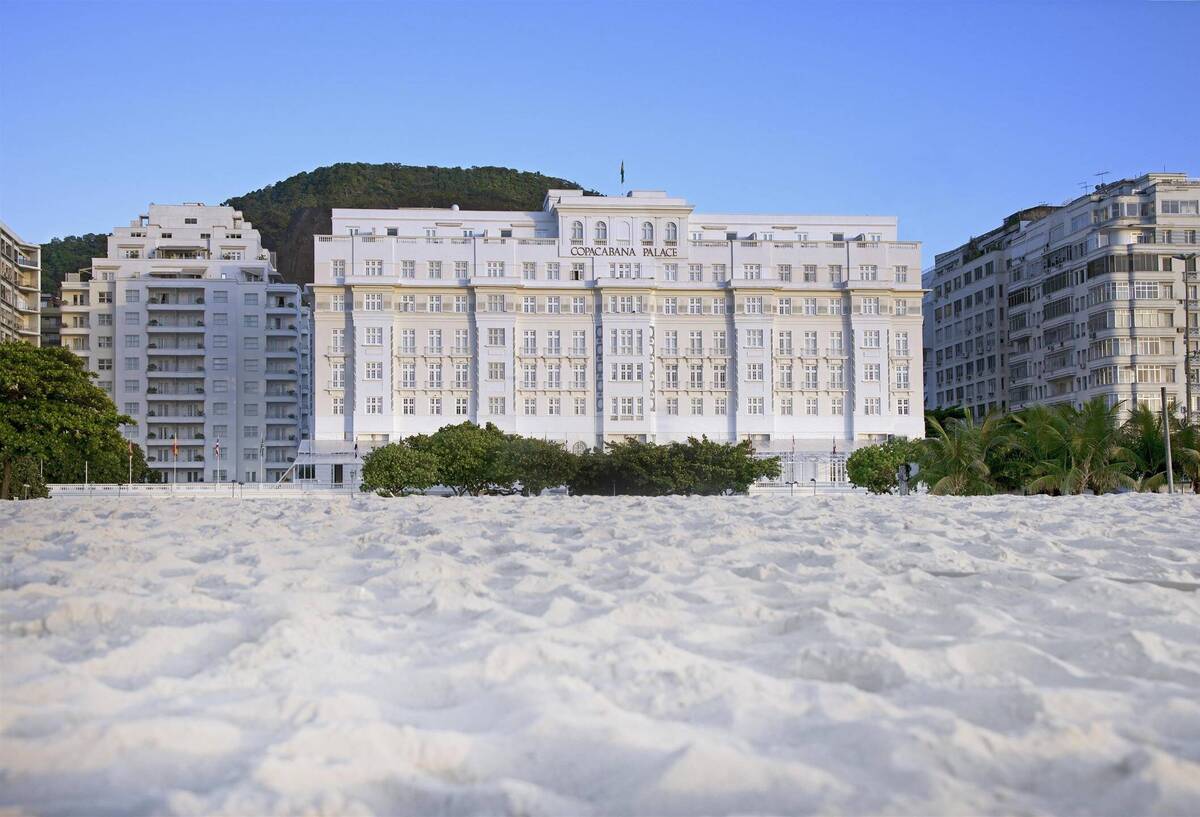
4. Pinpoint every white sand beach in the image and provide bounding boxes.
[2,494,1199,816]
